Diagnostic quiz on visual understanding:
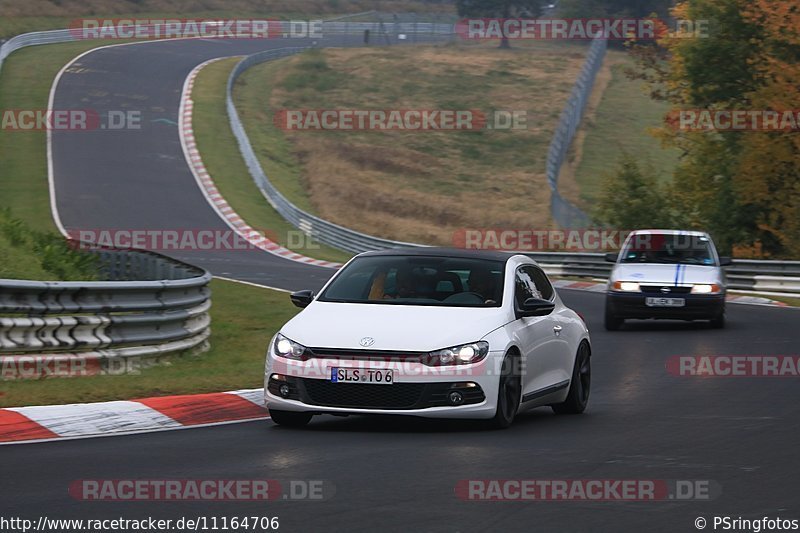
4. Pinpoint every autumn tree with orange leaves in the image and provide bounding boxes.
[619,0,799,257]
